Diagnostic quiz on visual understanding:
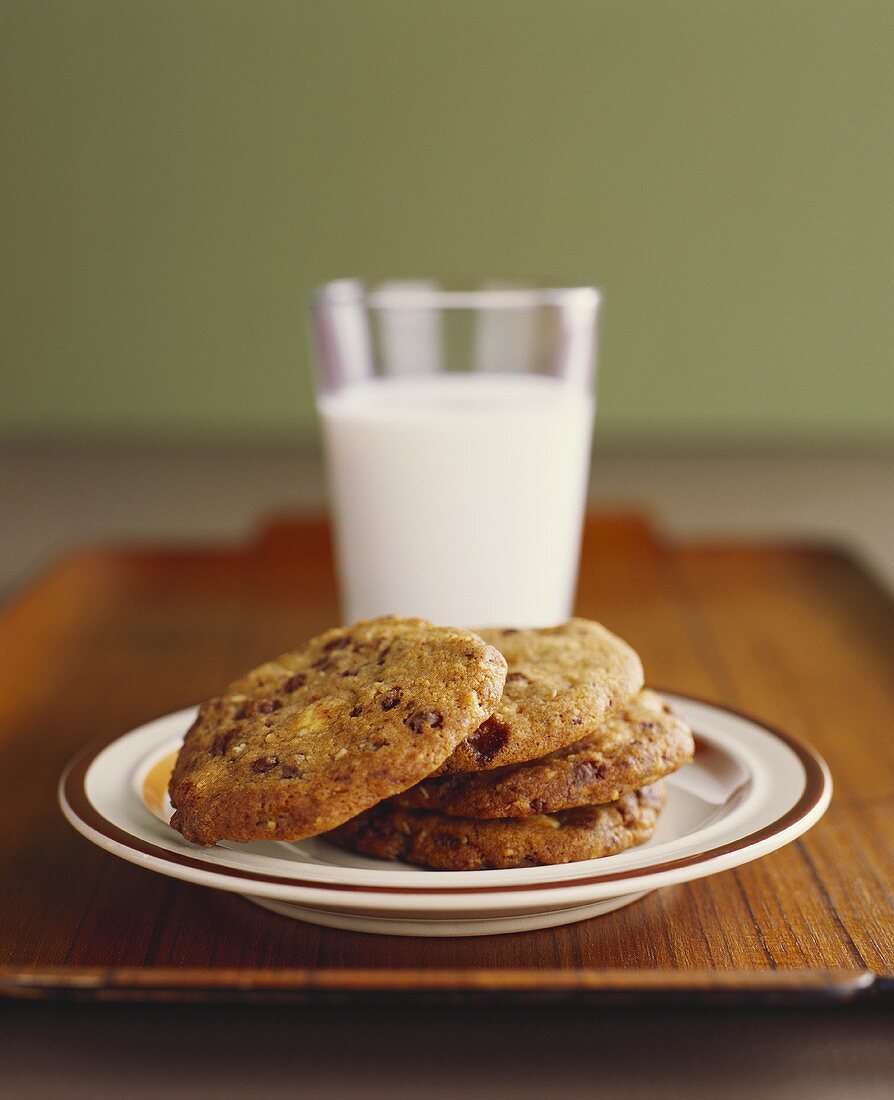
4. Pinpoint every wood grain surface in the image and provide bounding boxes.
[0,514,891,1004]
